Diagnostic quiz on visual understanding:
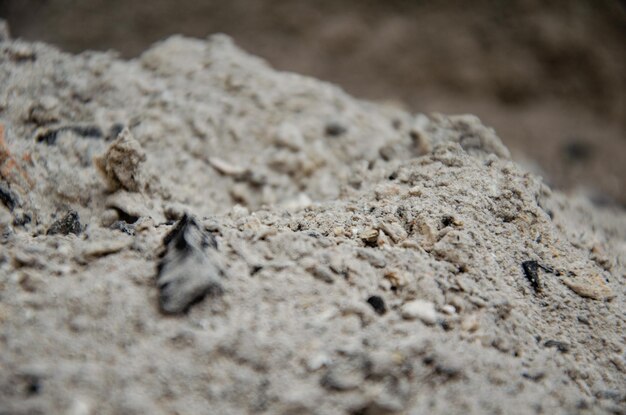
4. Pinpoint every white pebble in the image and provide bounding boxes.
[401,300,438,325]
[441,304,457,315]
[230,204,249,219]
[306,353,331,371]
